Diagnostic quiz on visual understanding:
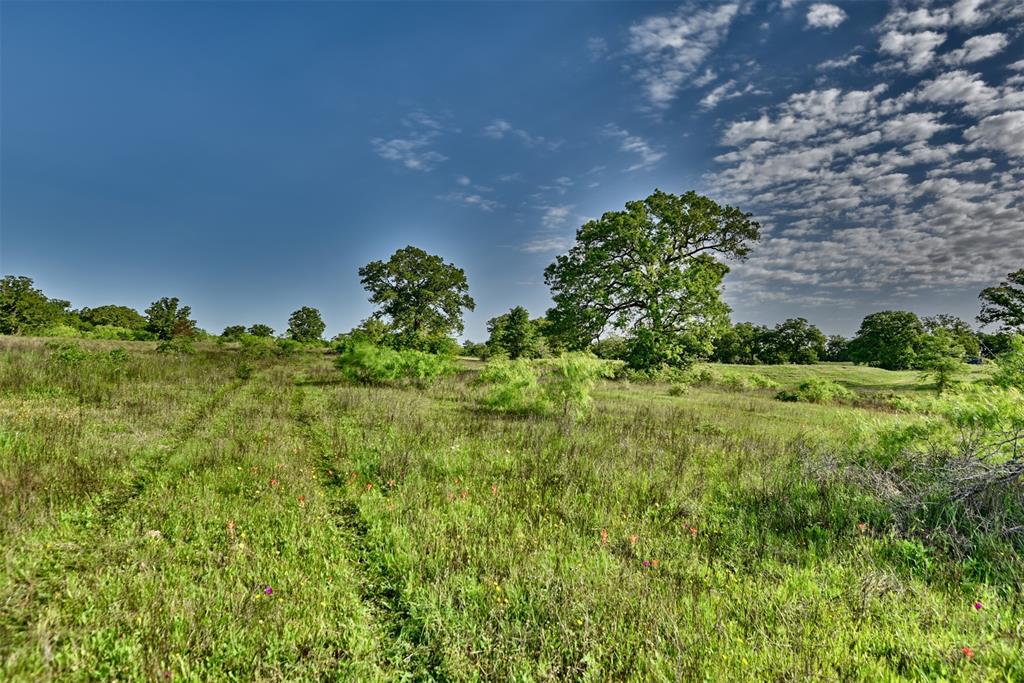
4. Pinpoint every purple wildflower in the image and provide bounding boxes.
[264,586,273,596]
